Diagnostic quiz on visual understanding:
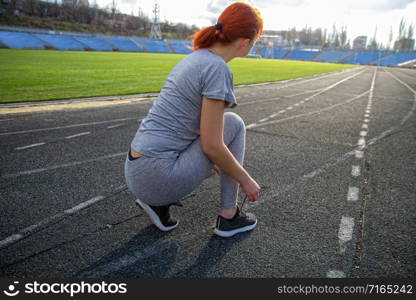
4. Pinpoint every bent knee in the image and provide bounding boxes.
[224,112,245,131]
